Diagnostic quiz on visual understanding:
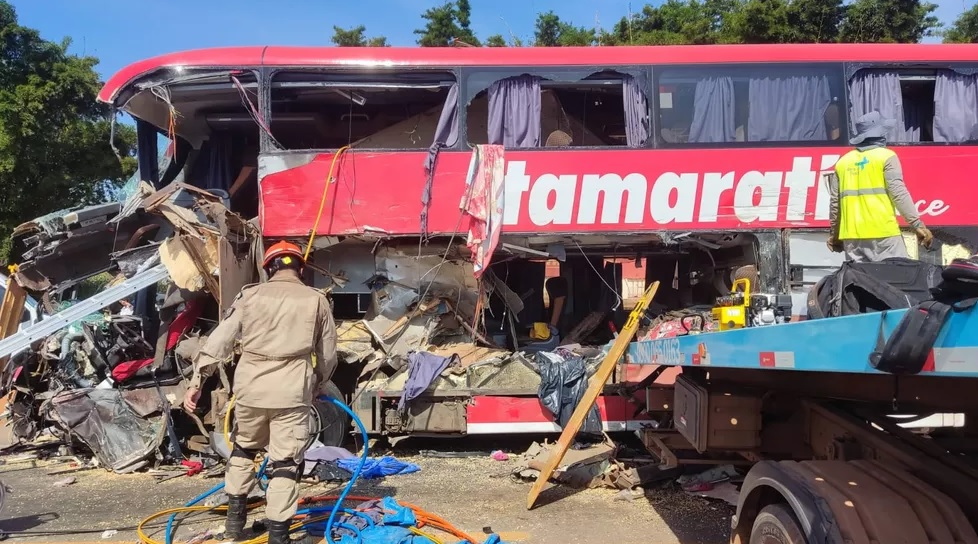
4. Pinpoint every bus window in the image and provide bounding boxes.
[465,70,649,148]
[849,67,978,144]
[656,64,845,145]
[268,71,458,151]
